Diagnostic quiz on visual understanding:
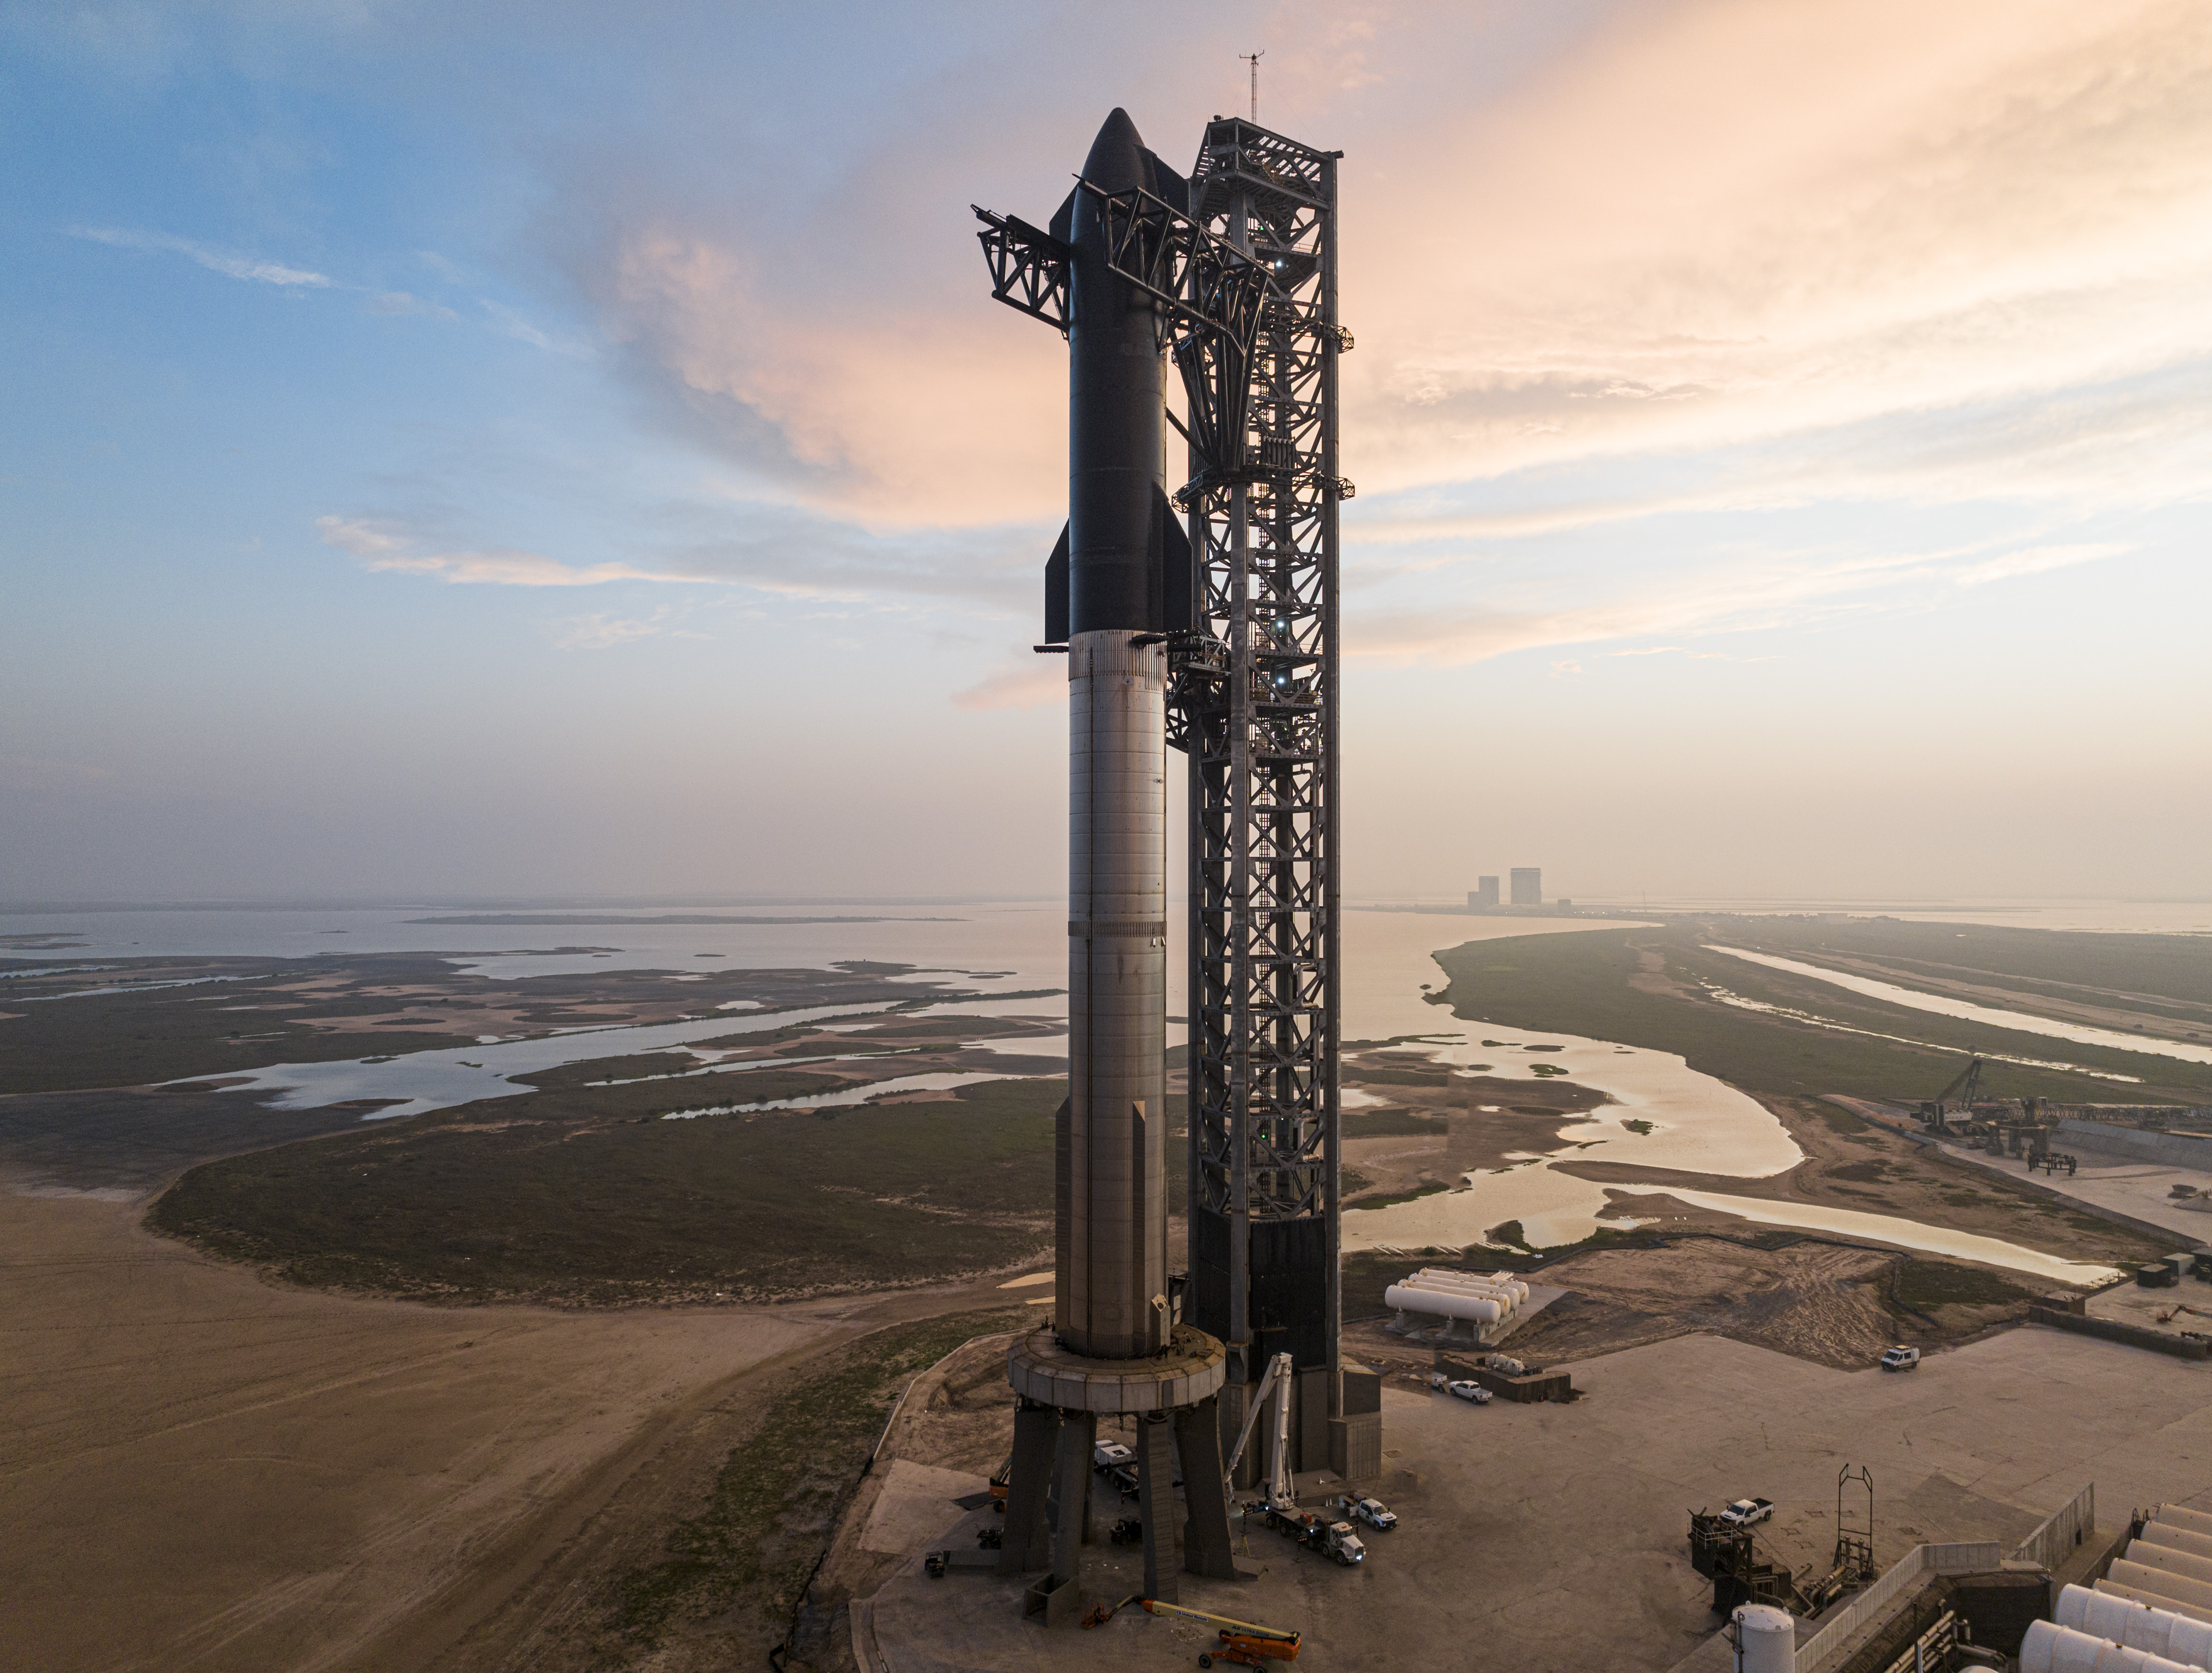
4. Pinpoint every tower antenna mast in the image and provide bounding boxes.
[1240,50,1263,123]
